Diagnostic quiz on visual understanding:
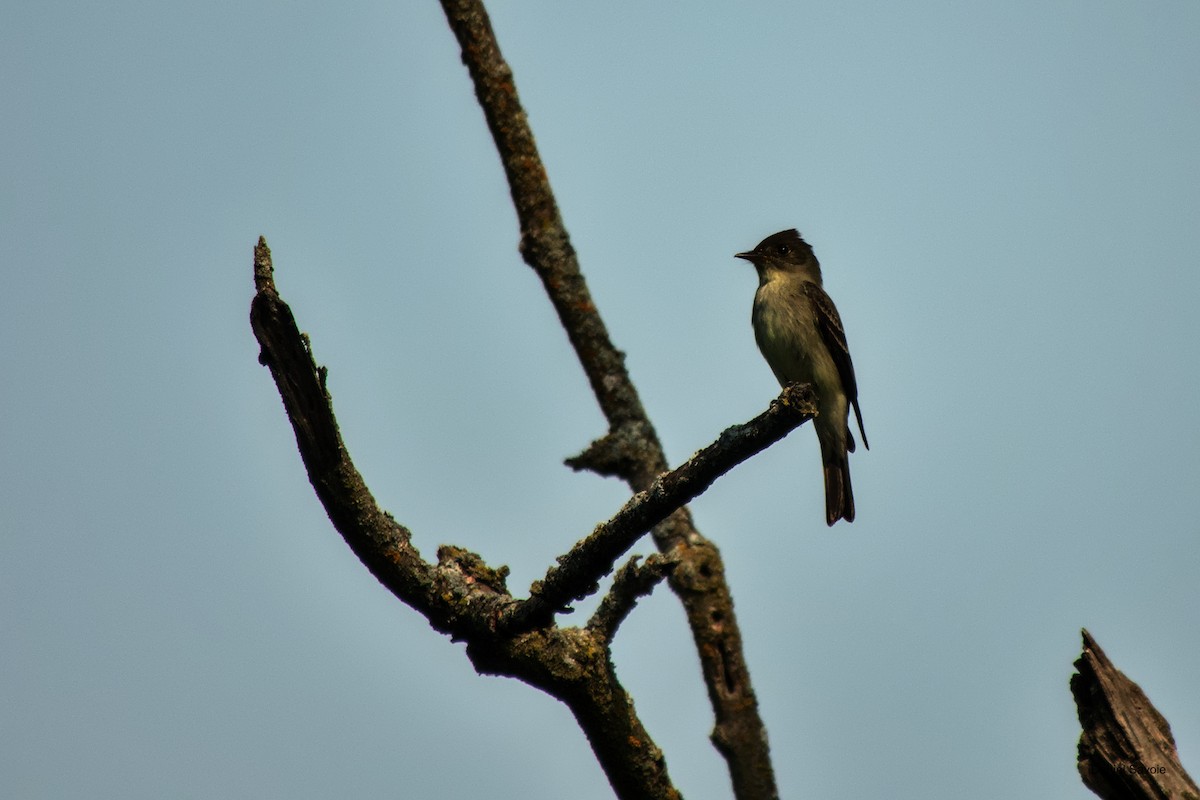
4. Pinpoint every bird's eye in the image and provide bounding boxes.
[775,244,790,255]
